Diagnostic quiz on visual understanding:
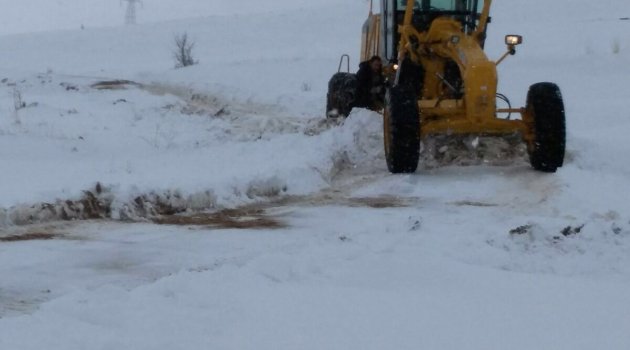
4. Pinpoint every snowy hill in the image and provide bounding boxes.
[1,0,630,349]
